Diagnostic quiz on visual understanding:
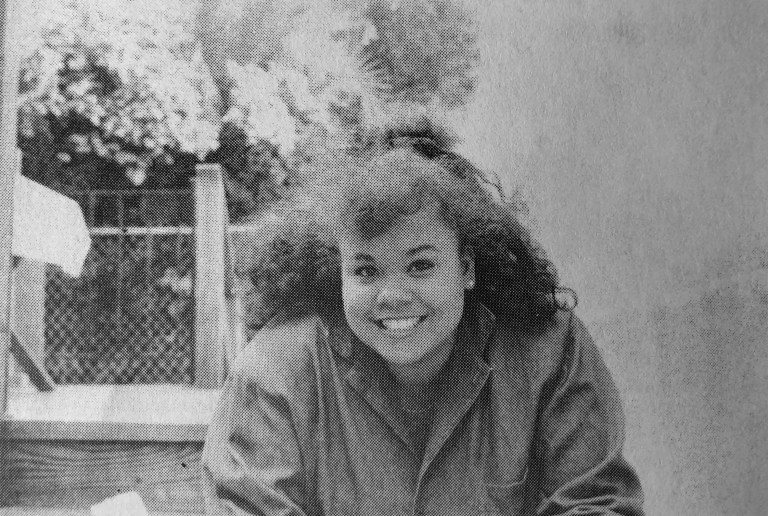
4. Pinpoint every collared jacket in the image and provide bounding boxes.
[202,303,644,515]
